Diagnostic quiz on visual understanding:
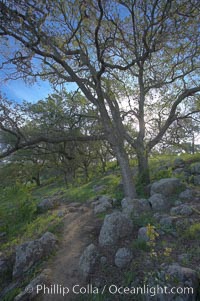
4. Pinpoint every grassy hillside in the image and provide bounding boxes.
[1,152,200,254]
